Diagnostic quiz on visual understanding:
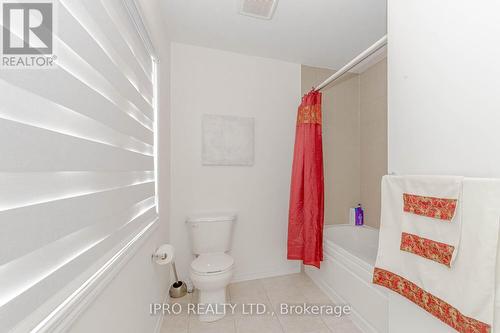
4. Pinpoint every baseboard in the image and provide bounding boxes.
[231,264,301,283]
[305,269,378,333]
